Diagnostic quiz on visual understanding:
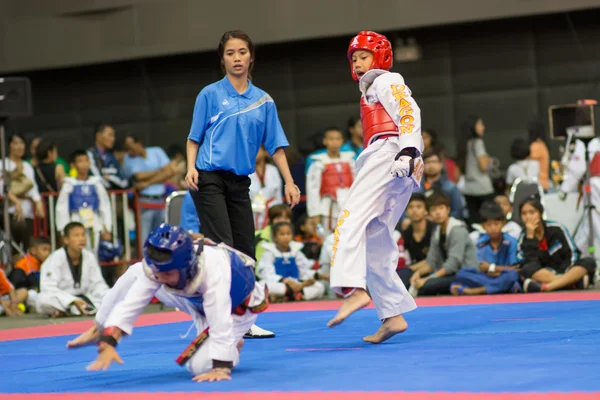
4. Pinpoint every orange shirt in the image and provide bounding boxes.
[14,253,41,275]
[0,269,14,296]
[530,139,550,190]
